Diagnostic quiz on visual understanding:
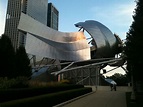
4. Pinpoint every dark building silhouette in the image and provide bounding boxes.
[47,3,59,30]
